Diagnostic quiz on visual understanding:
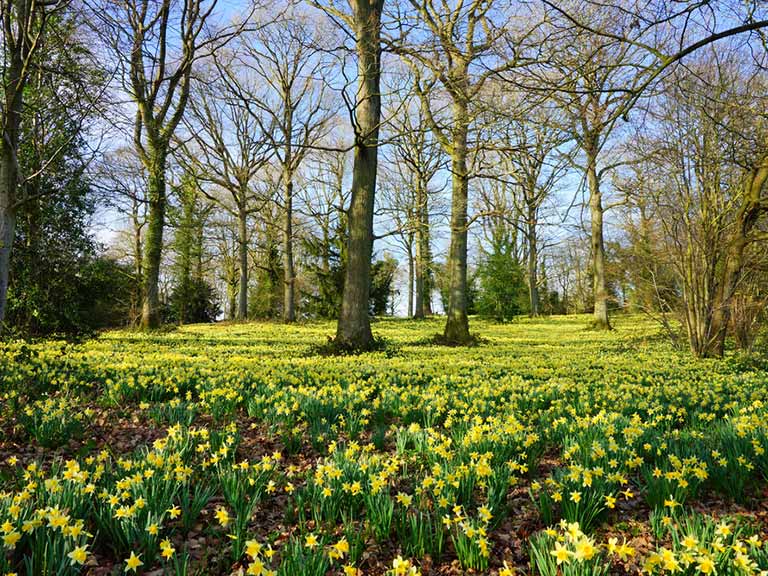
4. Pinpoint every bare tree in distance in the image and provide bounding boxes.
[176,60,274,320]
[479,0,767,331]
[385,73,444,318]
[220,5,336,322]
[390,0,542,344]
[379,85,444,318]
[619,49,767,356]
[496,109,570,316]
[93,147,149,325]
